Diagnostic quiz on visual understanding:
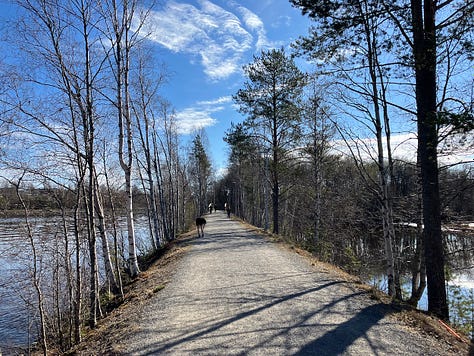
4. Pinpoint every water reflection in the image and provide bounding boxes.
[362,228,474,332]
